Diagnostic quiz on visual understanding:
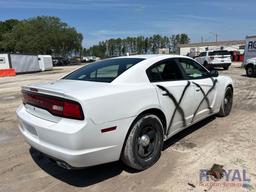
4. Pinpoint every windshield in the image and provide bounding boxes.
[209,51,230,56]
[63,58,145,83]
